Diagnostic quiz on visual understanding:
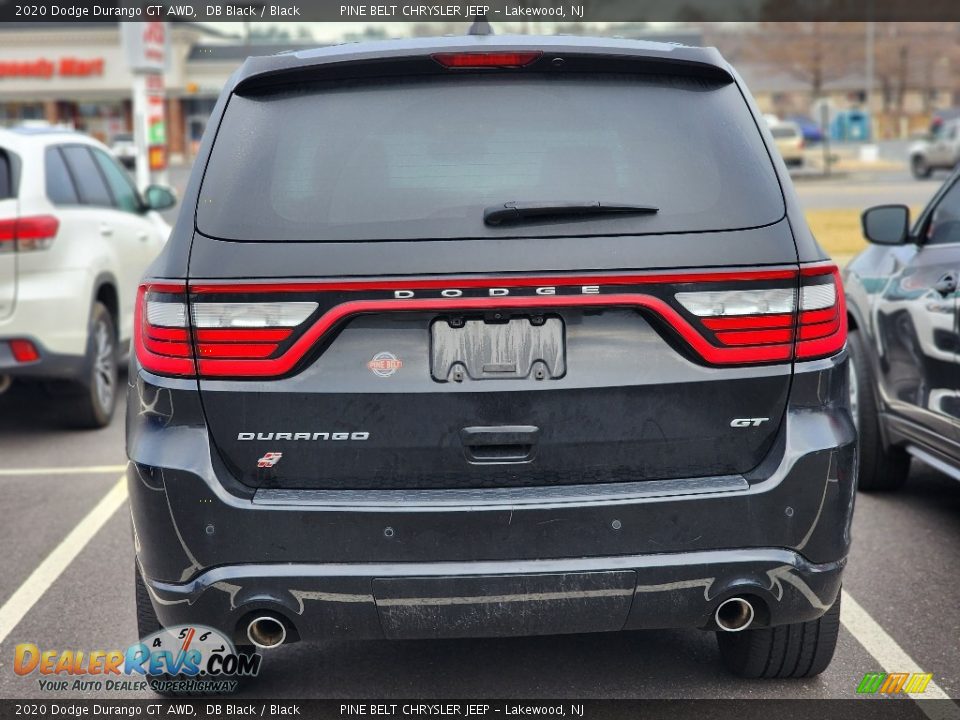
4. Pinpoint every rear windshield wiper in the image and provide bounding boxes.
[483,201,659,227]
